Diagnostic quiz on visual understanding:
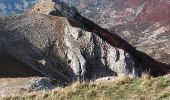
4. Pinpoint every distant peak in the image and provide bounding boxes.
[27,0,56,14]
[27,0,79,22]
